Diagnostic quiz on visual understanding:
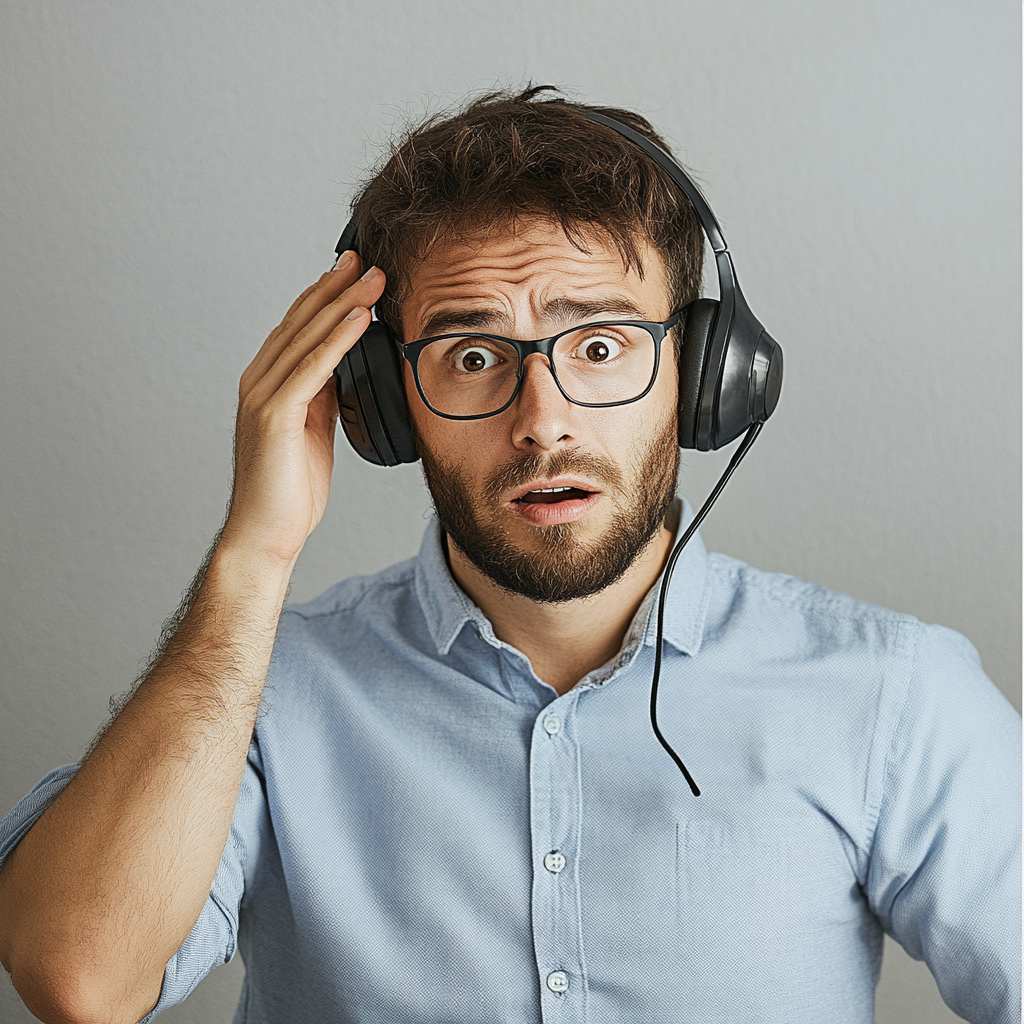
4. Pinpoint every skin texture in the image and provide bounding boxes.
[0,218,680,1022]
[404,219,680,692]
